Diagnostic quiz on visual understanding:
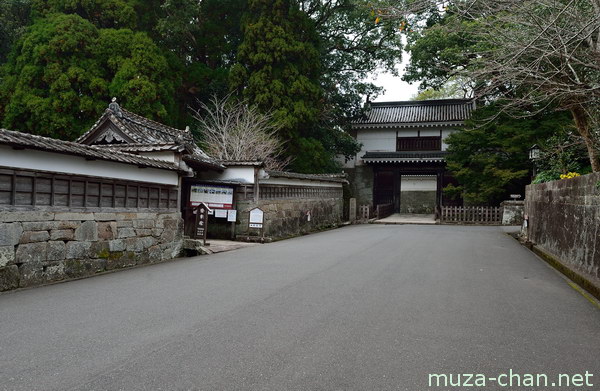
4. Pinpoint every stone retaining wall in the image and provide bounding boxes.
[524,173,600,287]
[235,197,343,239]
[400,191,436,214]
[501,200,524,225]
[345,166,373,208]
[0,211,183,291]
